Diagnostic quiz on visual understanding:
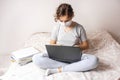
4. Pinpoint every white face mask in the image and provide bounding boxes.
[58,20,72,27]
